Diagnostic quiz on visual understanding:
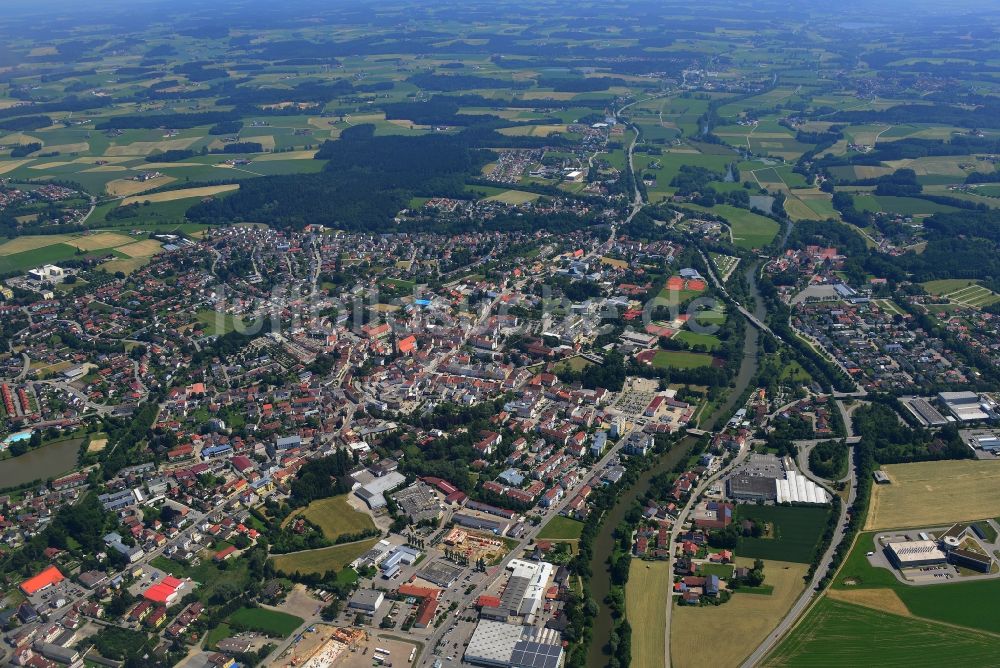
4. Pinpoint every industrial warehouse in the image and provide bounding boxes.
[725,454,830,504]
[873,521,1000,583]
